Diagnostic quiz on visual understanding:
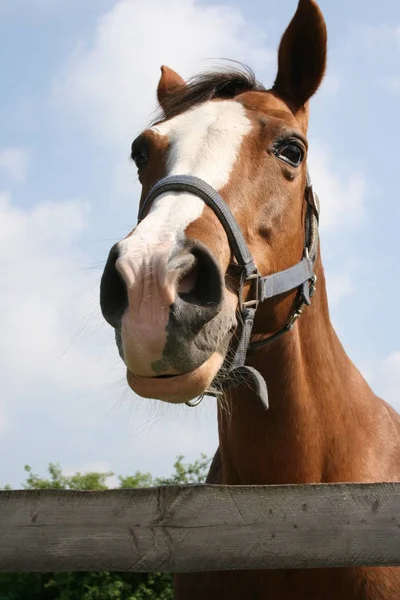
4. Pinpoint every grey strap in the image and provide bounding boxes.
[230,307,256,370]
[226,307,269,410]
[228,365,269,410]
[141,175,317,302]
[138,175,257,278]
[259,257,313,301]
